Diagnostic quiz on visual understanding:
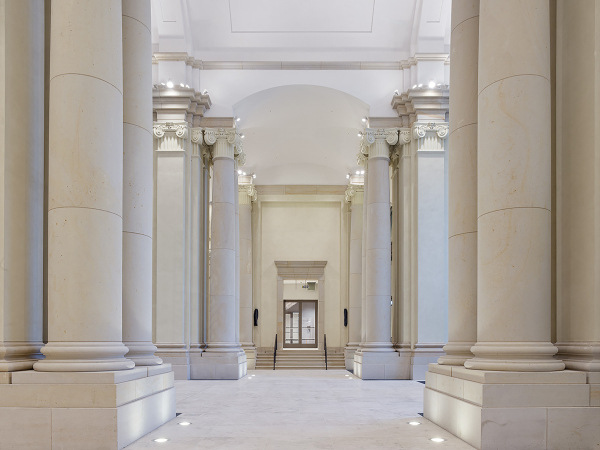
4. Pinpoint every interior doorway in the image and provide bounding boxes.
[283,300,318,348]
